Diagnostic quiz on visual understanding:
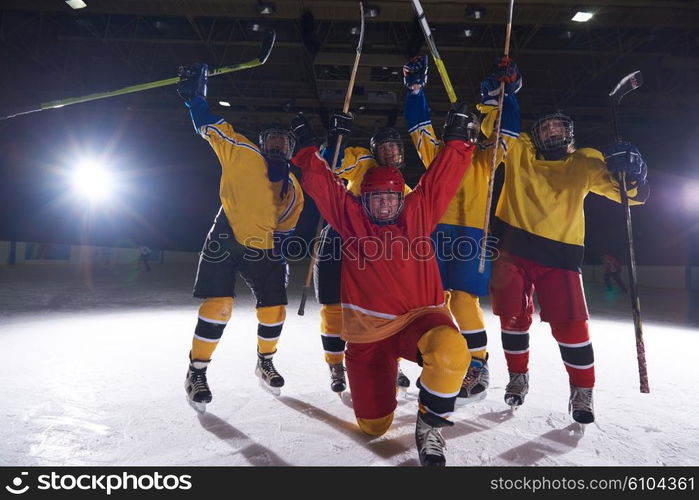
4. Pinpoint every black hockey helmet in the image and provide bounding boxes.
[259,126,296,162]
[531,111,574,158]
[369,127,405,169]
